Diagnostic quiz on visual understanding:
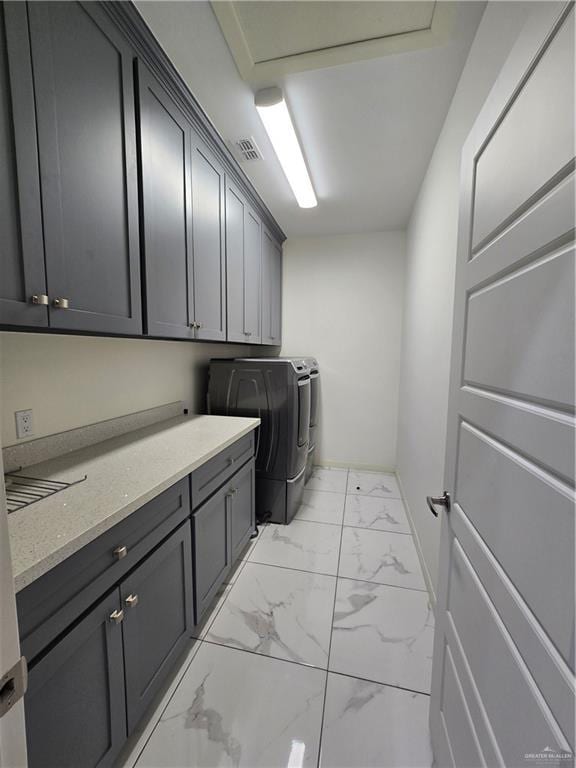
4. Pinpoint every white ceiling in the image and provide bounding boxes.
[136,1,486,237]
[228,1,436,62]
